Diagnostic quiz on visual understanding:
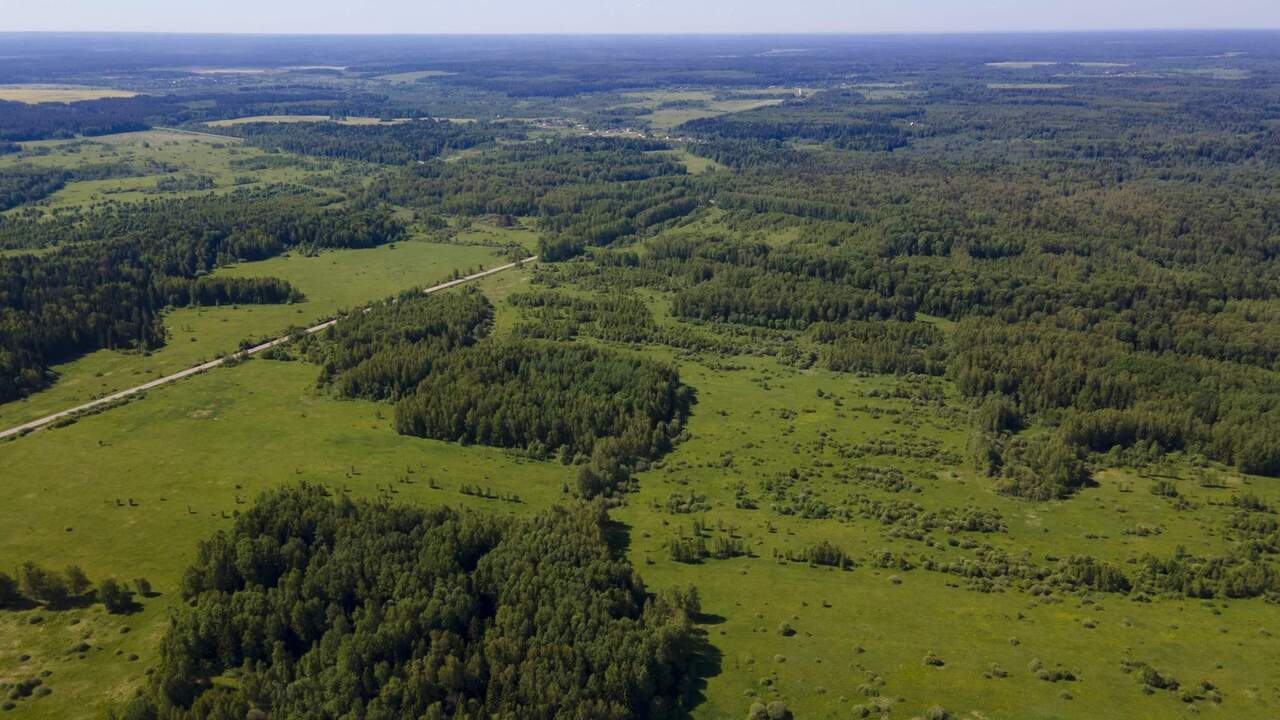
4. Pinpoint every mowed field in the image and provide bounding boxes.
[0,85,138,103]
